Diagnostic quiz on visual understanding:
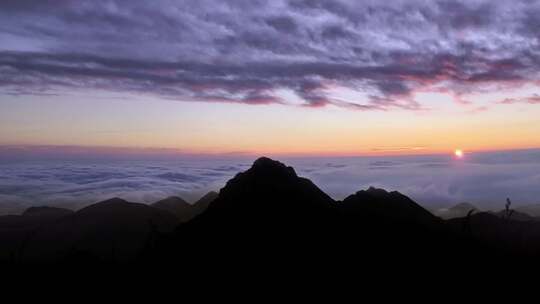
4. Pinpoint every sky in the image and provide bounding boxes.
[1,0,540,155]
